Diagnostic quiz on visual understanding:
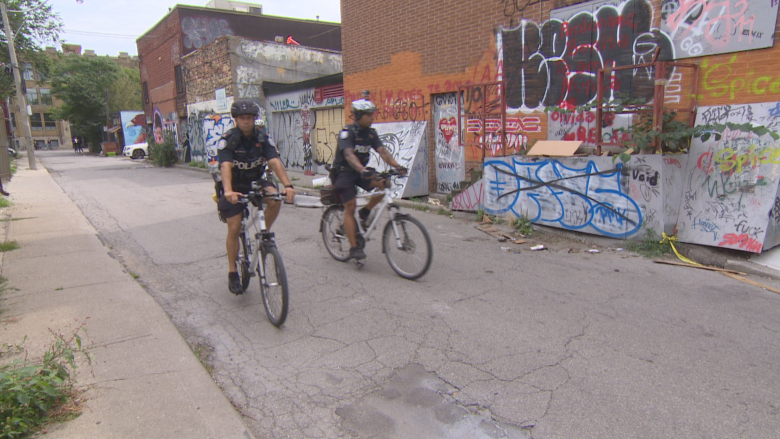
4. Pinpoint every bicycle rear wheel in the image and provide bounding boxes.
[238,232,251,291]
[383,214,433,280]
[258,244,288,327]
[321,205,350,262]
